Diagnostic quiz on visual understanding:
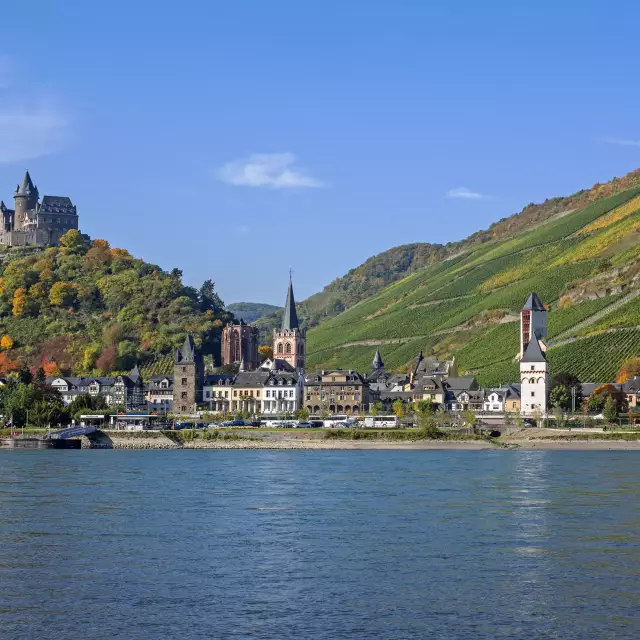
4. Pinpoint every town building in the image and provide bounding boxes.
[0,171,79,247]
[444,377,482,411]
[304,370,369,415]
[262,368,303,415]
[173,334,204,415]
[520,292,547,359]
[483,385,521,413]
[203,374,235,413]
[273,276,306,372]
[48,366,145,409]
[221,321,259,370]
[145,374,174,412]
[519,333,548,415]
